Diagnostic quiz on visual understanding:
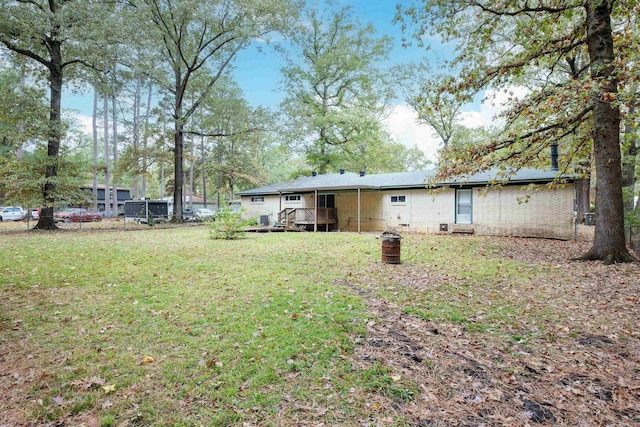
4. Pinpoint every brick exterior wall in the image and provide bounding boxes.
[472,185,575,239]
[241,183,576,239]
